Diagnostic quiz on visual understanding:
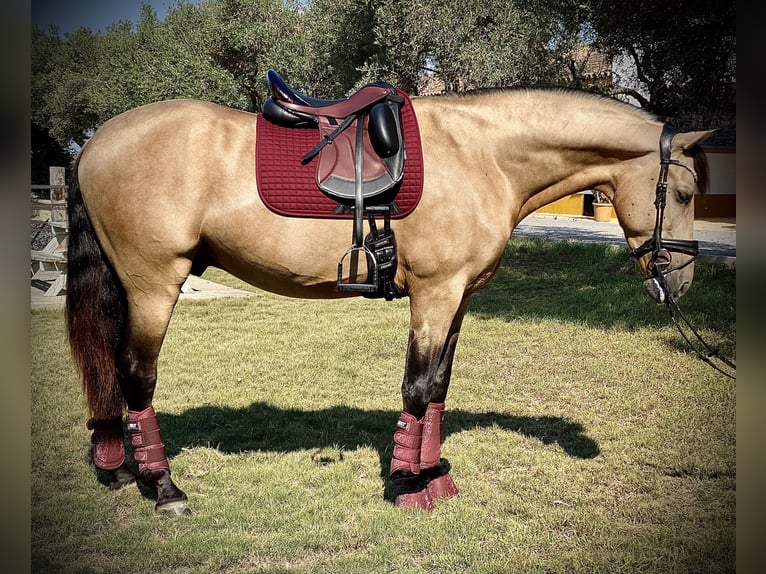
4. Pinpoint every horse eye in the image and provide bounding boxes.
[675,189,693,205]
